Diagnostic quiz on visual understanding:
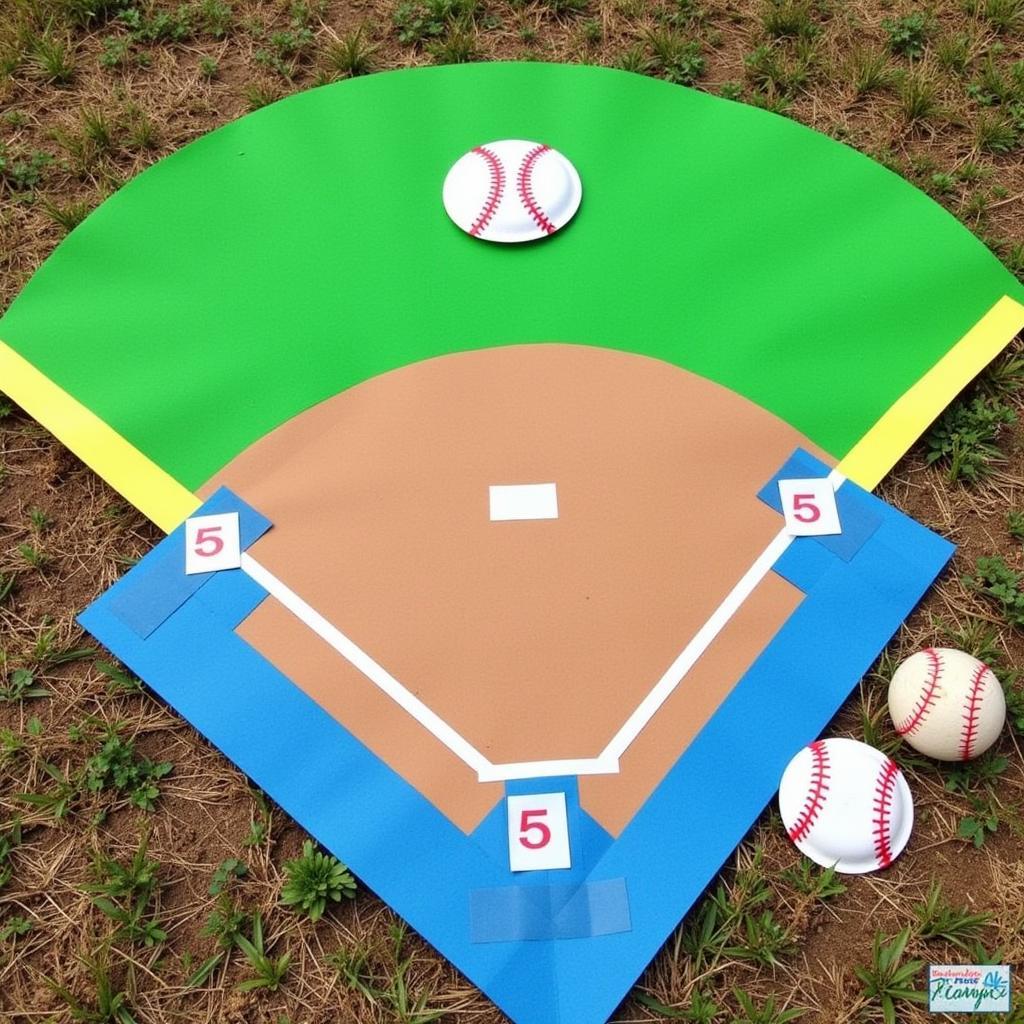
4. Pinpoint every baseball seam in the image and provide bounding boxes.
[469,146,505,237]
[872,758,899,868]
[517,144,557,236]
[959,662,990,760]
[895,647,942,736]
[788,740,831,843]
